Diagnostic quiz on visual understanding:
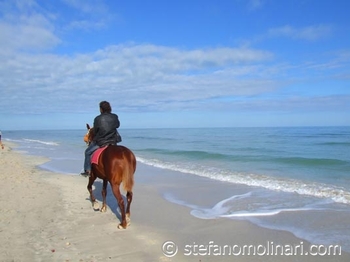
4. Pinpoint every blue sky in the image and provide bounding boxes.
[0,0,349,130]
